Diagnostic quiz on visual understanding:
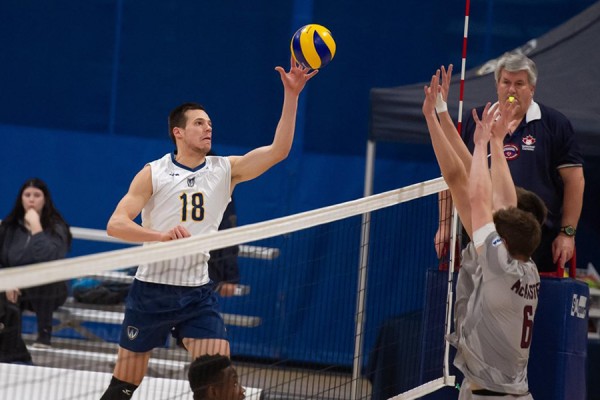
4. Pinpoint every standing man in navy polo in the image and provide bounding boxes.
[460,52,585,273]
